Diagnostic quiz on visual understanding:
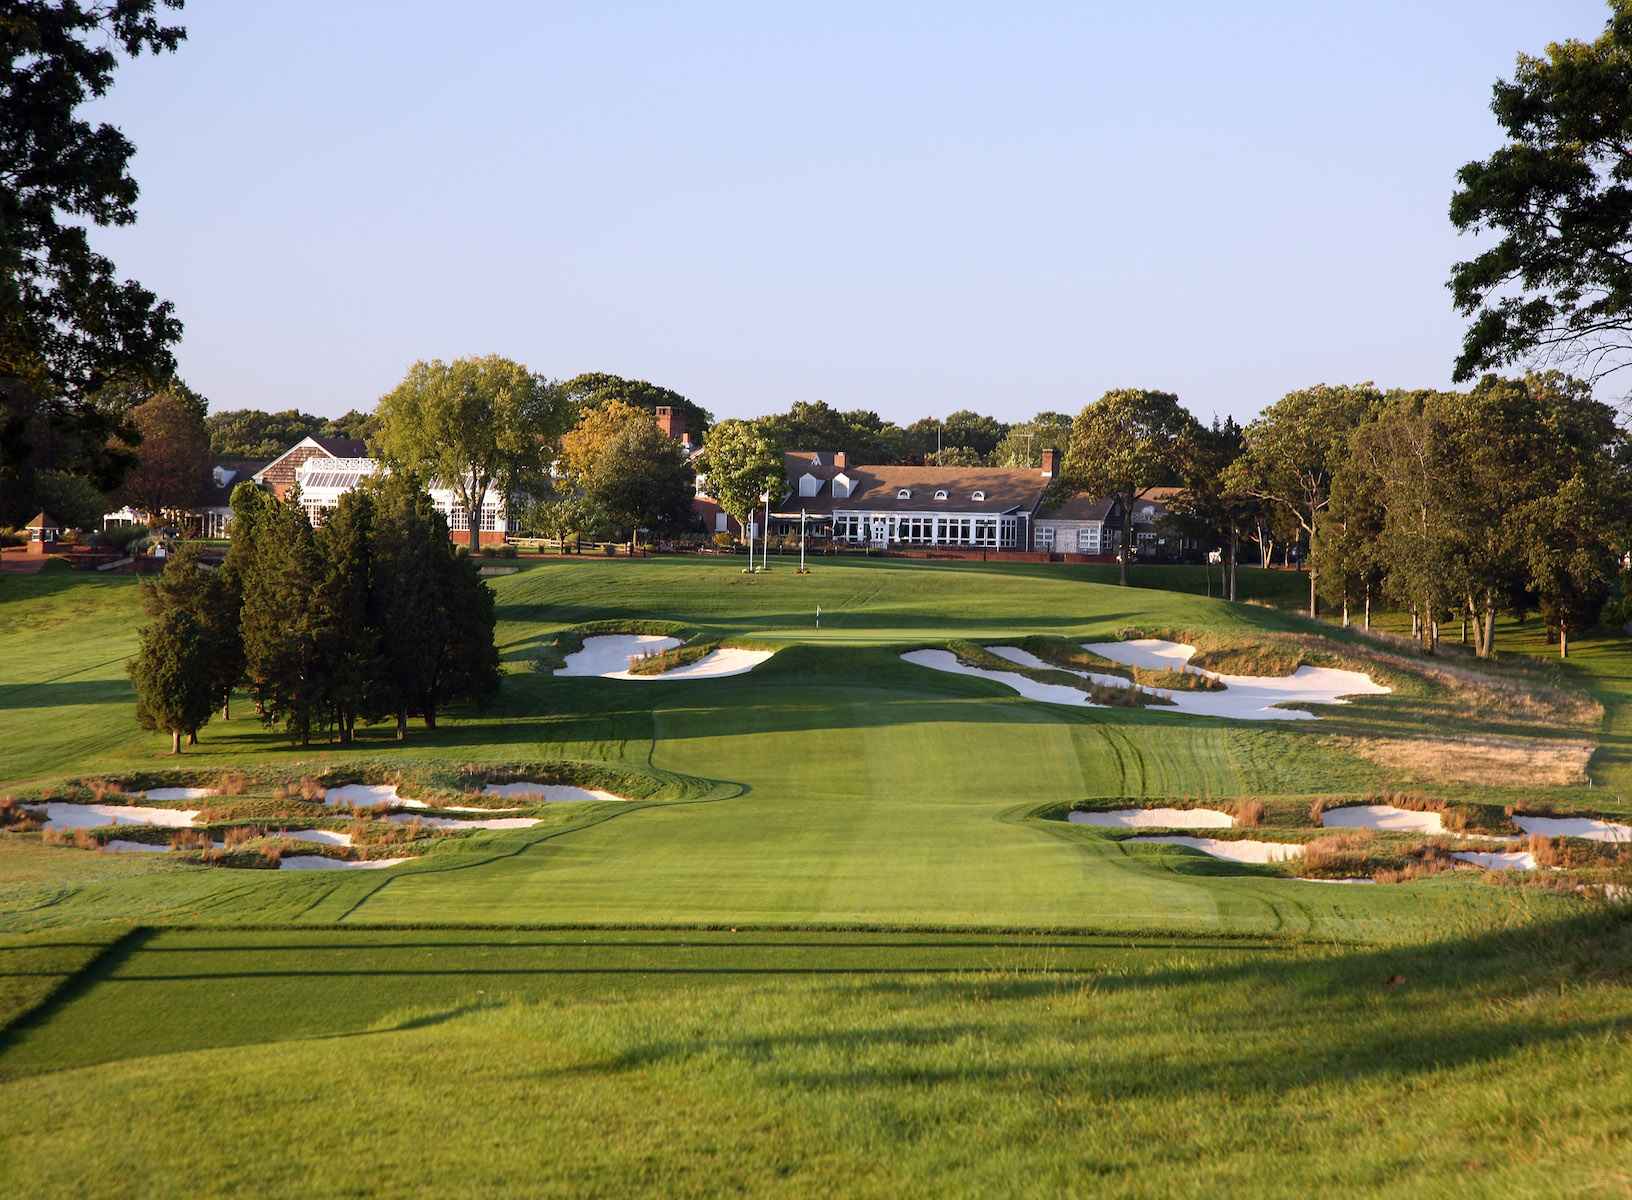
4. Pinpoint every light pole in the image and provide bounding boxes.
[759,491,770,571]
